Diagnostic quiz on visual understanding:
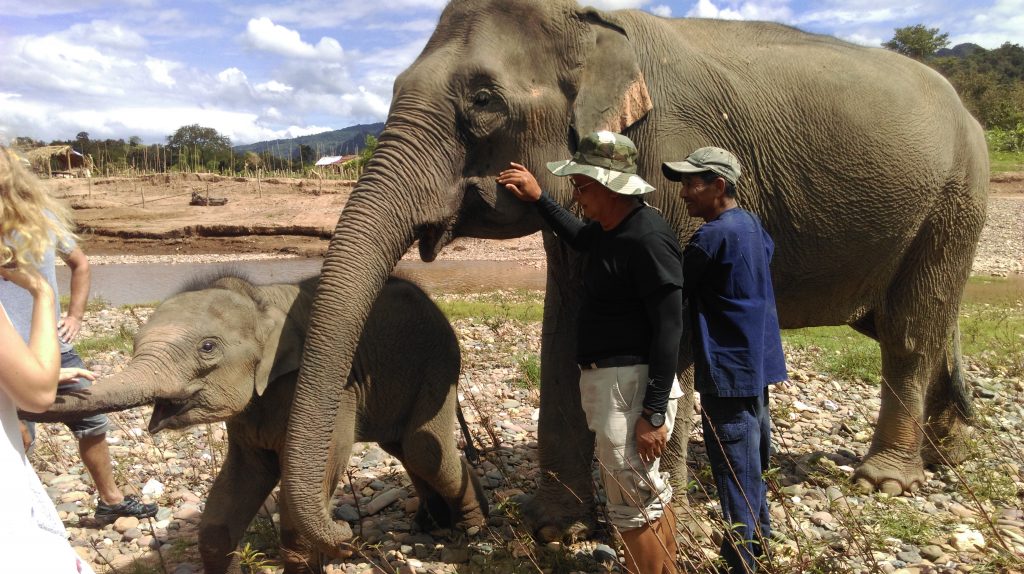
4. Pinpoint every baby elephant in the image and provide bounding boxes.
[29,274,487,574]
